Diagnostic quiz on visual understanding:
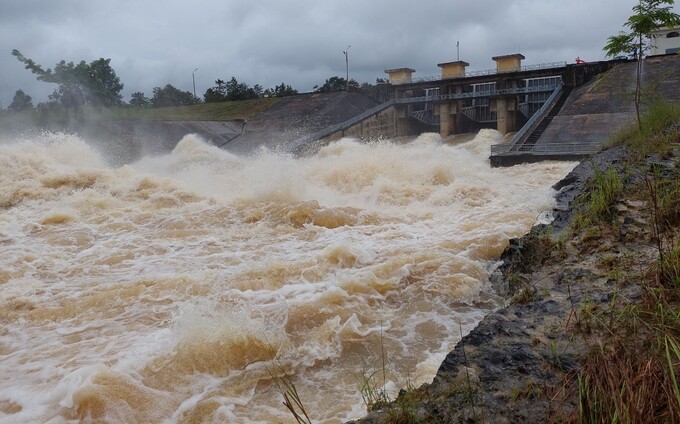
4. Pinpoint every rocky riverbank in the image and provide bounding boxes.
[350,120,680,423]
